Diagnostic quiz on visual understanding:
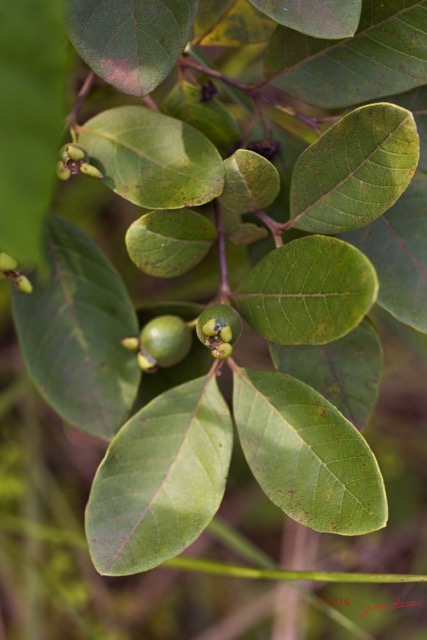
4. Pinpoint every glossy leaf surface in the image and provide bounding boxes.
[194,0,275,45]
[79,107,225,210]
[265,1,427,108]
[163,82,240,156]
[67,0,198,96]
[86,375,233,575]
[12,216,140,440]
[342,173,427,333]
[126,209,216,278]
[290,104,419,234]
[219,150,280,216]
[249,0,361,38]
[270,319,383,429]
[233,367,388,534]
[235,236,378,345]
[0,0,66,265]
